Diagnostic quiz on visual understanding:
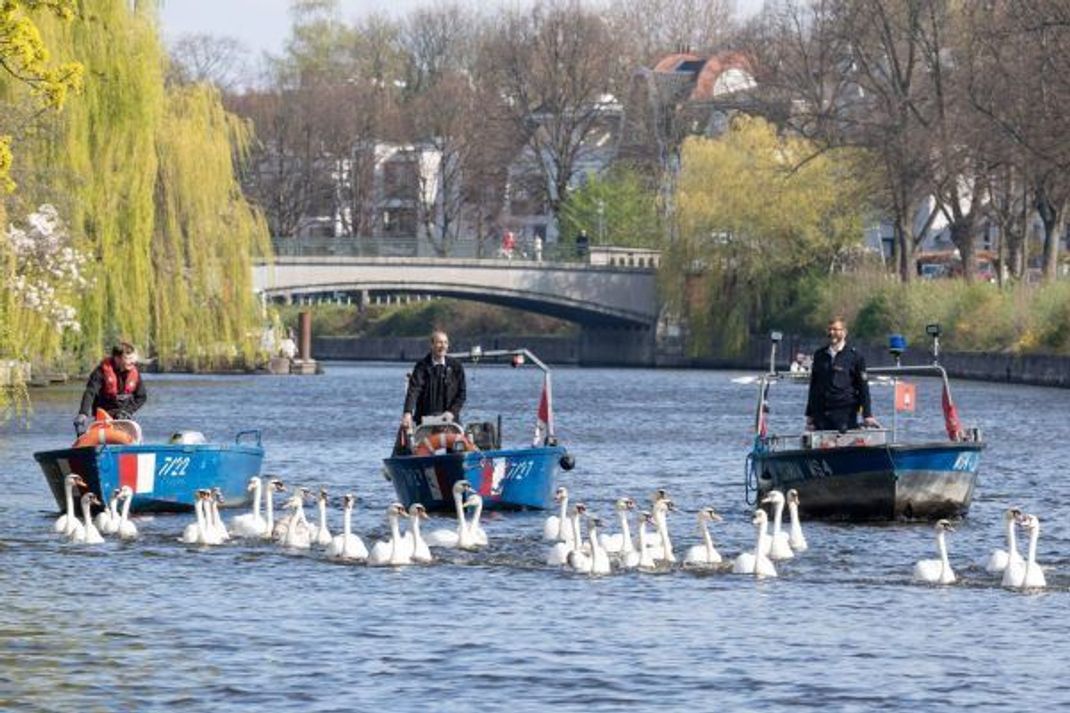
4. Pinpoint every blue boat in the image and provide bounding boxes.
[745,327,984,521]
[382,347,575,511]
[34,429,265,513]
